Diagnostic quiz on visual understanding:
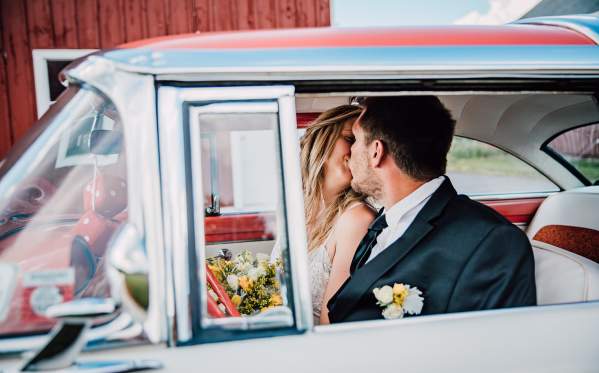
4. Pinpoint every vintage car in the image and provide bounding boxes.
[1,13,599,372]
